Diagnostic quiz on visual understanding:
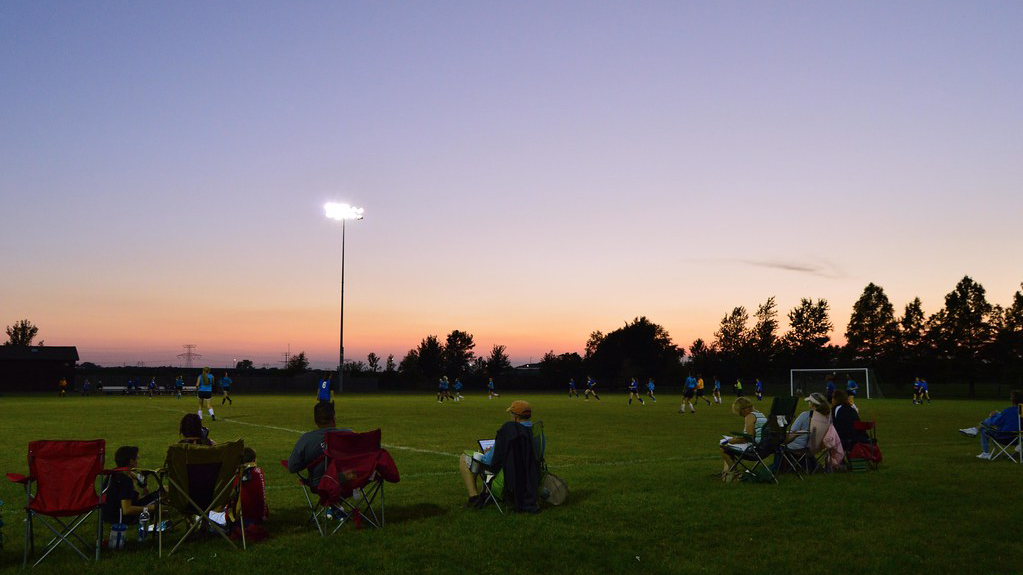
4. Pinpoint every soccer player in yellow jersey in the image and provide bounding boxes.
[696,375,711,406]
